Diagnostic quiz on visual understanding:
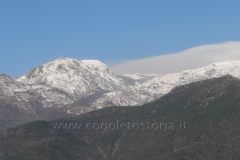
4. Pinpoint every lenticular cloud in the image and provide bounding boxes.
[110,42,240,75]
